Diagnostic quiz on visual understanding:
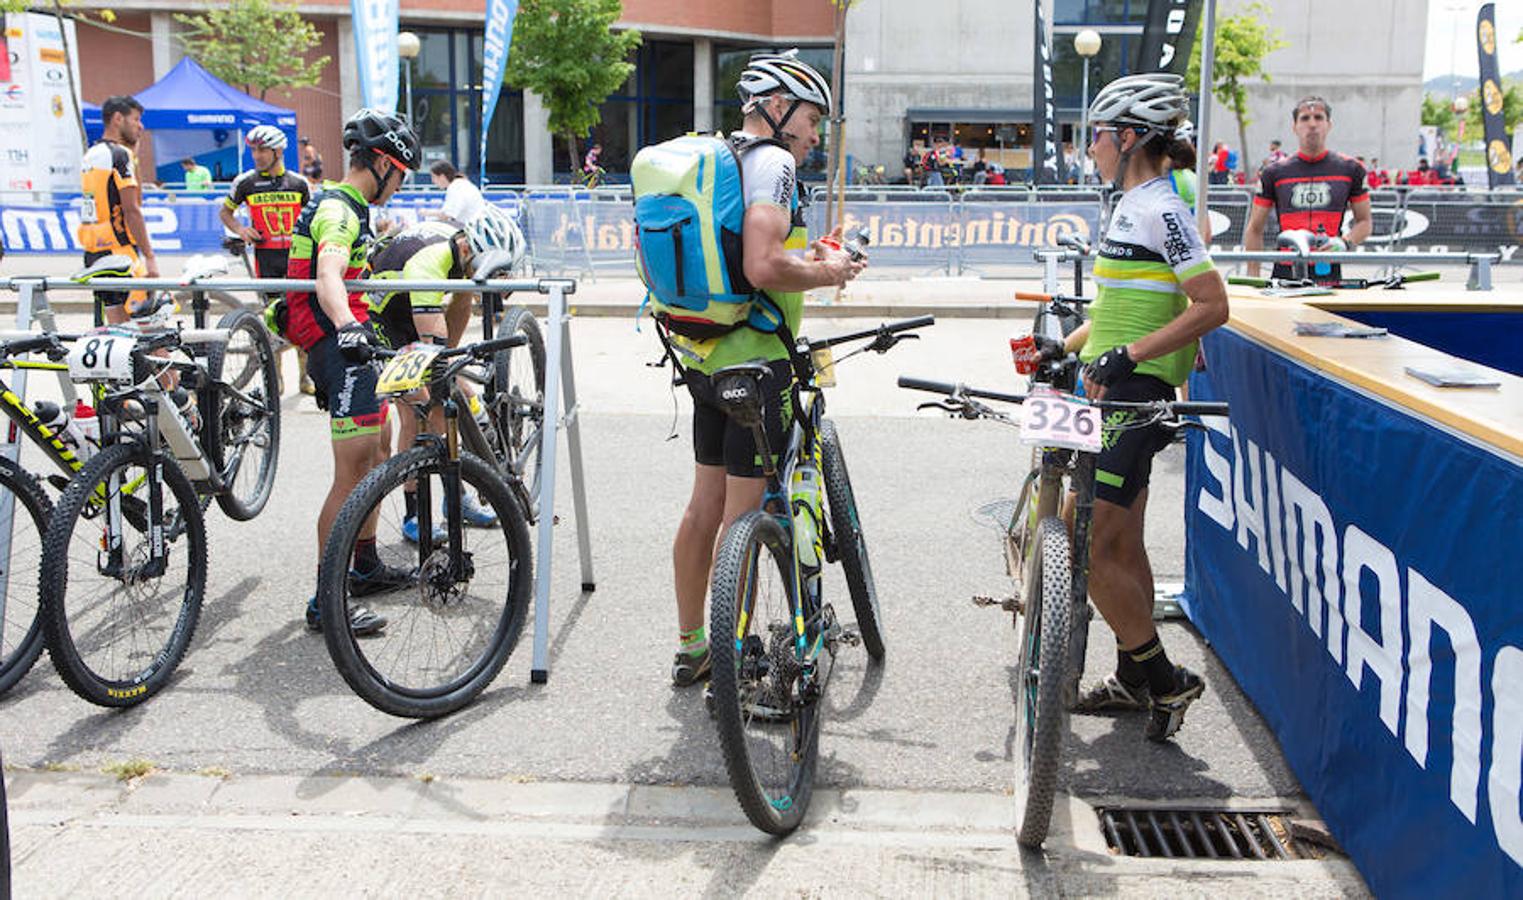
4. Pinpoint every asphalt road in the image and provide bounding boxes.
[1,313,1364,895]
